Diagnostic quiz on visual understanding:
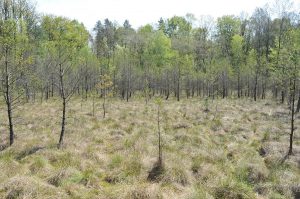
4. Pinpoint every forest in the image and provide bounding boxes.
[0,0,299,198]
